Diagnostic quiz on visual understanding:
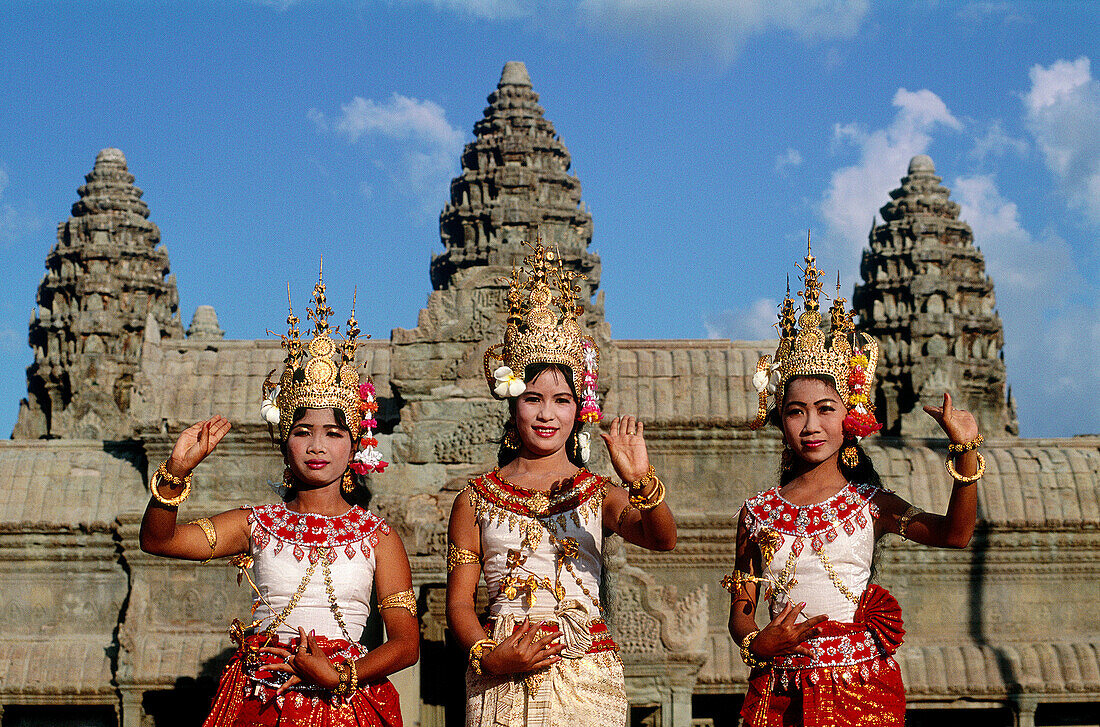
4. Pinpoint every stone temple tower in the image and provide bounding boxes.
[389,62,608,521]
[431,60,600,301]
[14,148,184,440]
[853,155,1017,438]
